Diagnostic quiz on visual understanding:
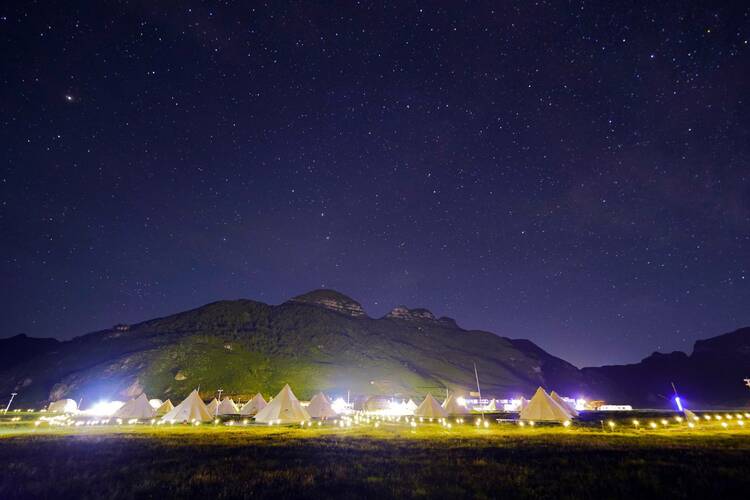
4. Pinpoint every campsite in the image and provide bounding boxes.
[2,384,749,498]
[1,411,749,498]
